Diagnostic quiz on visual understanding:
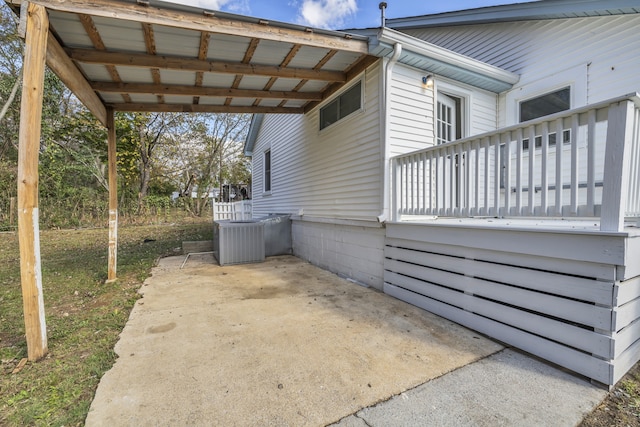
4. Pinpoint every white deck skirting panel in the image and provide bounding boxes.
[384,222,640,386]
